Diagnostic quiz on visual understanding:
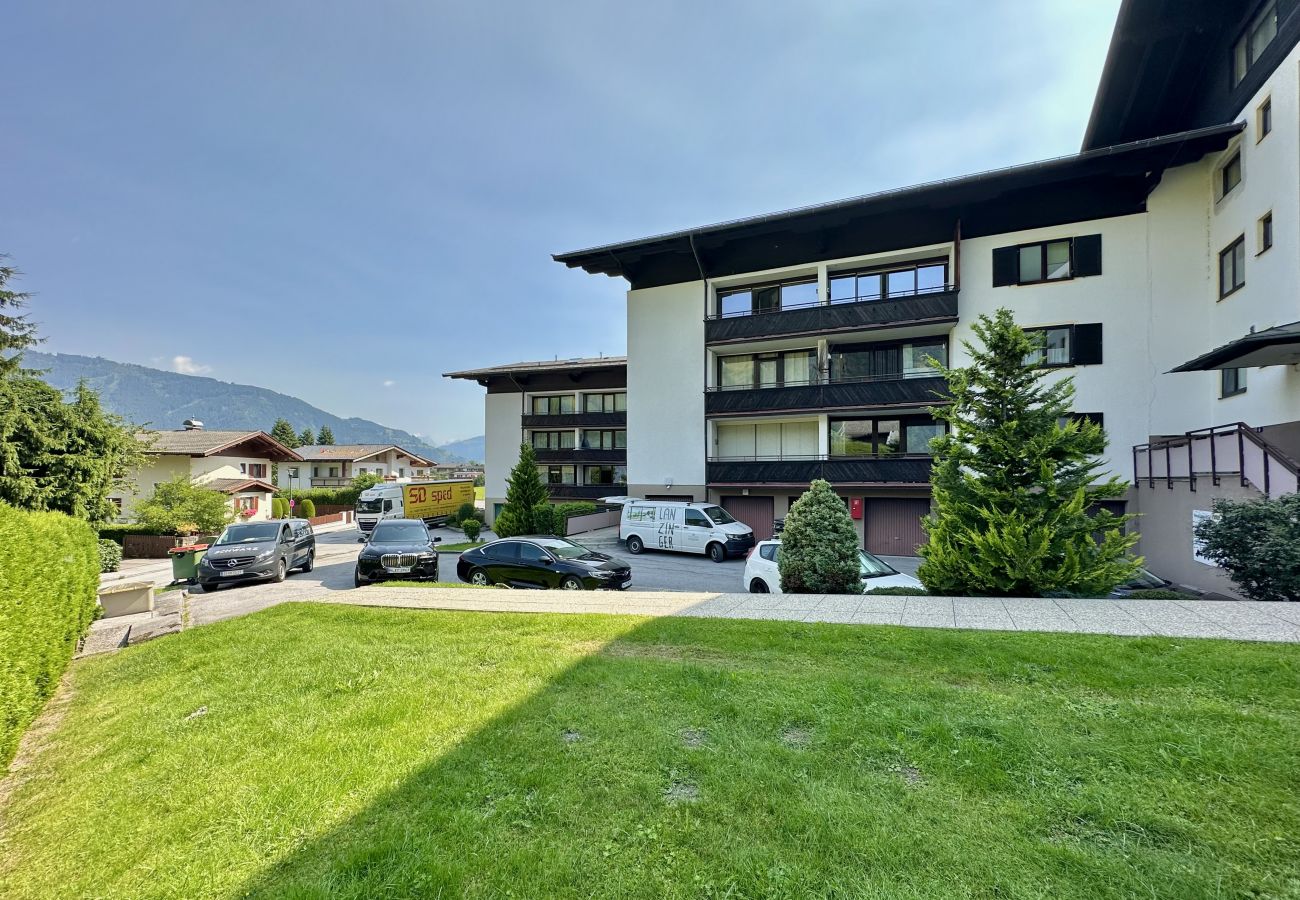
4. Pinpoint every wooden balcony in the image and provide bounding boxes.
[707,454,933,486]
[705,375,948,417]
[705,290,958,345]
